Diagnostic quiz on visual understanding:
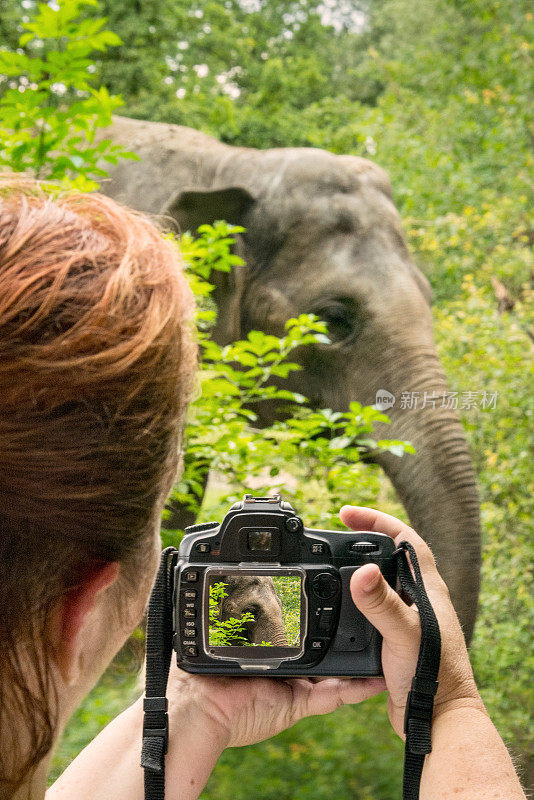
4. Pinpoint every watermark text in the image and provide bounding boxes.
[375,389,498,411]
